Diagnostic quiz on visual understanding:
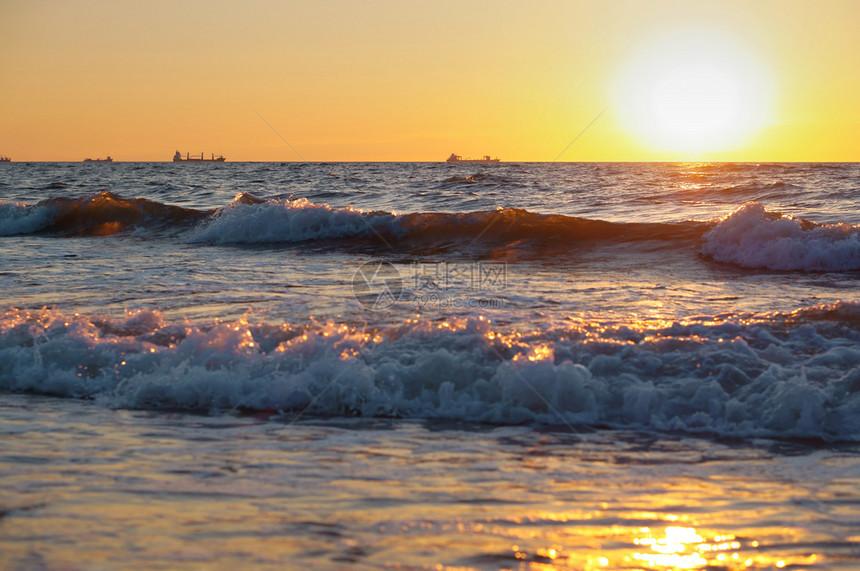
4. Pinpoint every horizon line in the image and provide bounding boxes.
[1,159,858,164]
